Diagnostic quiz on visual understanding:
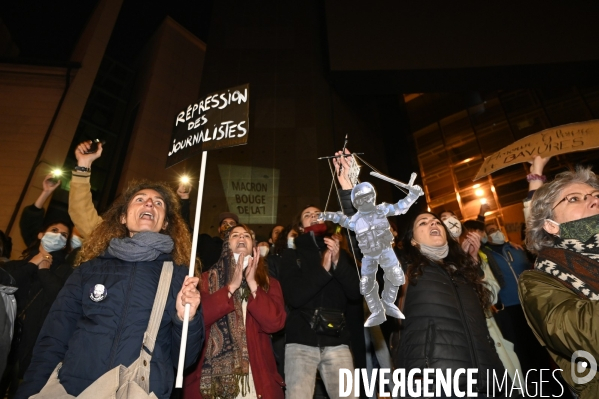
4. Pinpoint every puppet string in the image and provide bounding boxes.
[326,158,362,277]
[353,153,409,195]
